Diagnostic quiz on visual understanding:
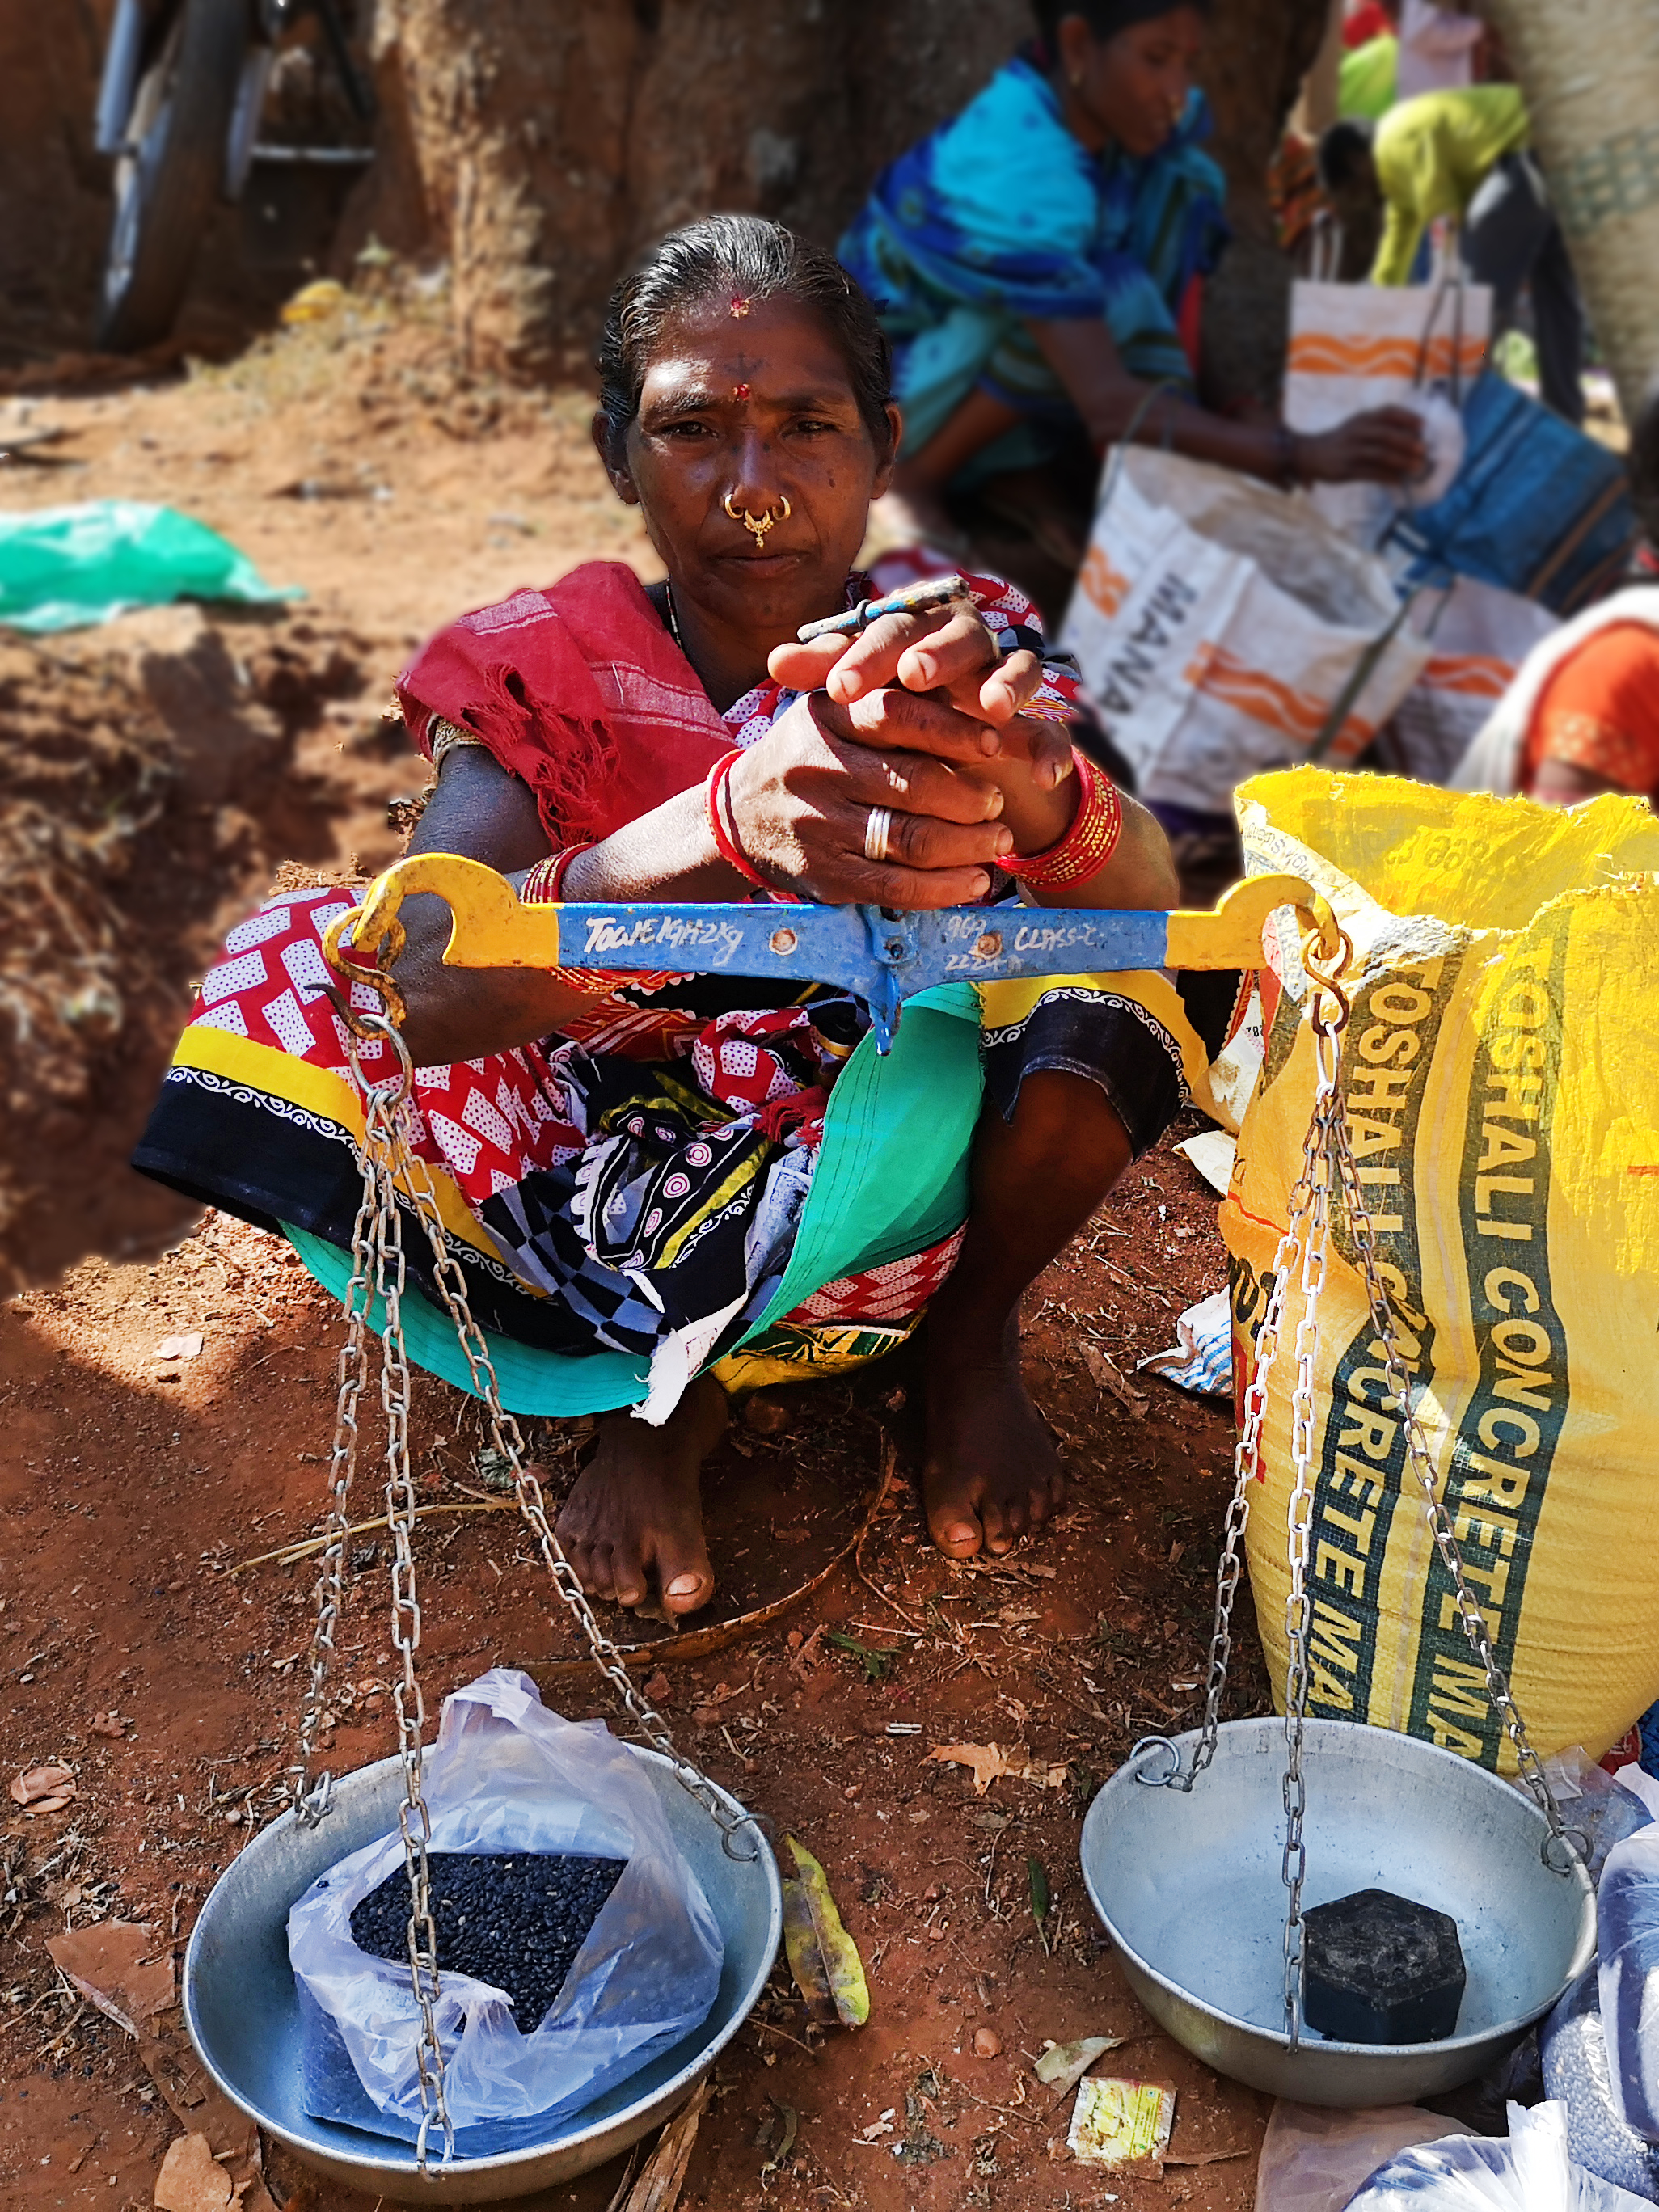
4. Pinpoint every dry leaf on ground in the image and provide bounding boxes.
[137,2023,271,2205]
[10,1762,76,1811]
[782,1835,870,2028]
[1080,1340,1149,1416]
[1036,2035,1129,2096]
[618,2076,711,2212]
[928,1743,1070,1796]
[153,2132,234,2212]
[47,1924,175,2035]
